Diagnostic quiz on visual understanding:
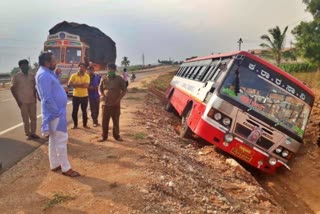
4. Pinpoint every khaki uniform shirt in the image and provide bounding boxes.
[11,71,36,104]
[99,75,126,106]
